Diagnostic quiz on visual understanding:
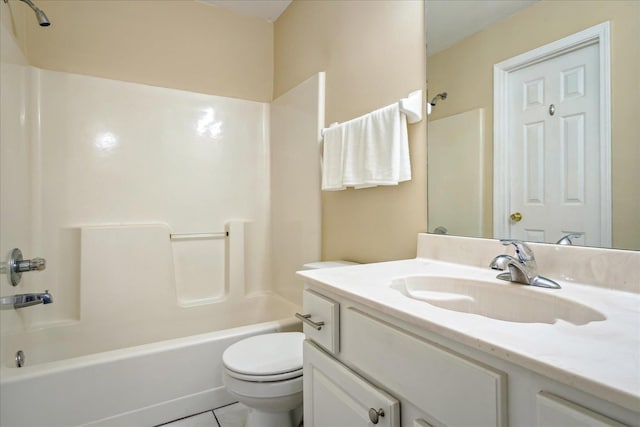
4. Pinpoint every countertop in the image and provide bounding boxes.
[298,257,640,412]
